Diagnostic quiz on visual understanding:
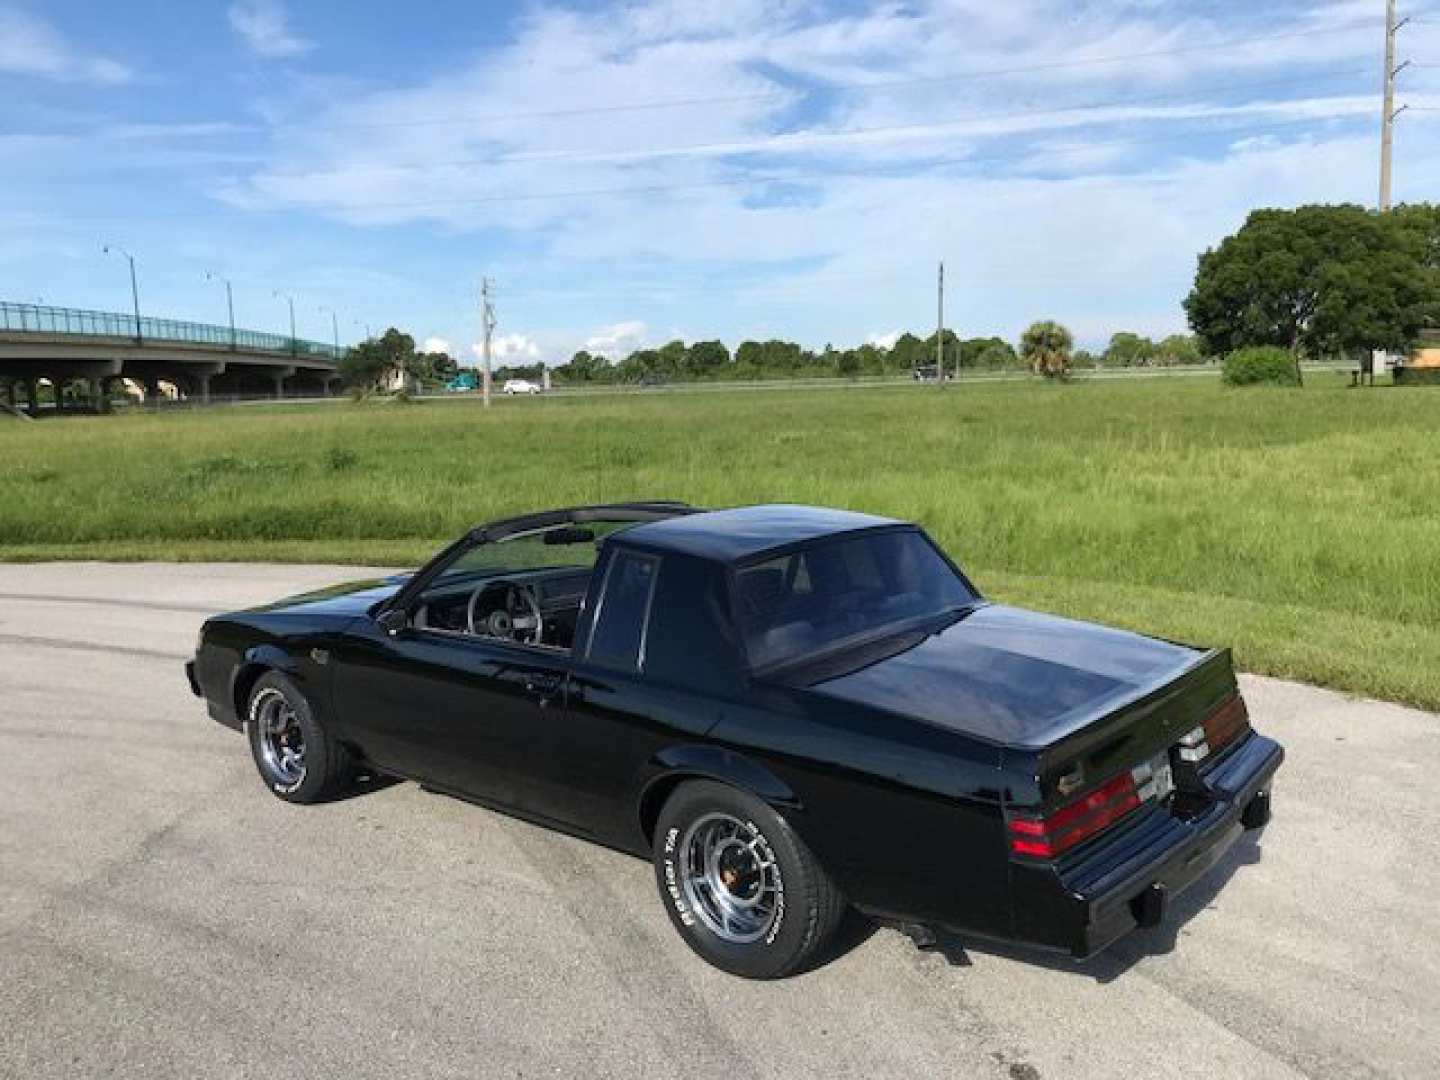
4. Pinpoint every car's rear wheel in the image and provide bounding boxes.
[653,780,845,978]
[245,671,349,803]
